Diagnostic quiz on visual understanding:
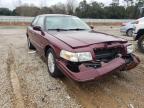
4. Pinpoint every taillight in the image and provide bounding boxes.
[121,23,126,26]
